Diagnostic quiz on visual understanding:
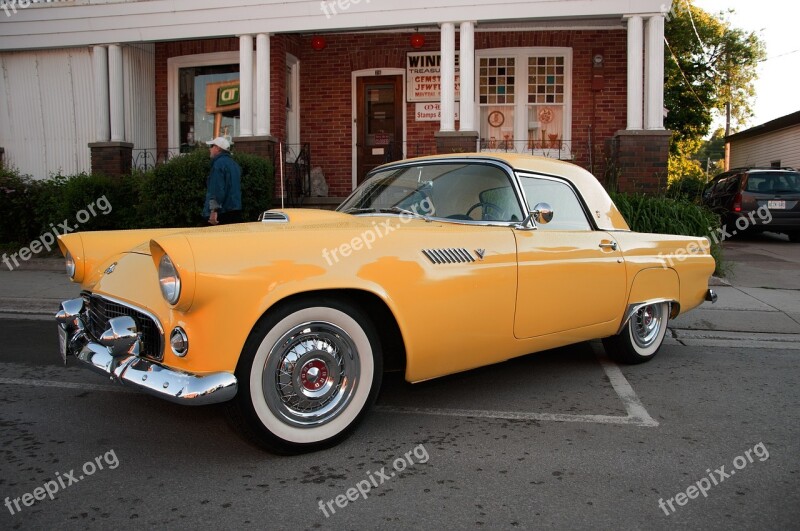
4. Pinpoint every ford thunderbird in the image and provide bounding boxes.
[56,153,717,453]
